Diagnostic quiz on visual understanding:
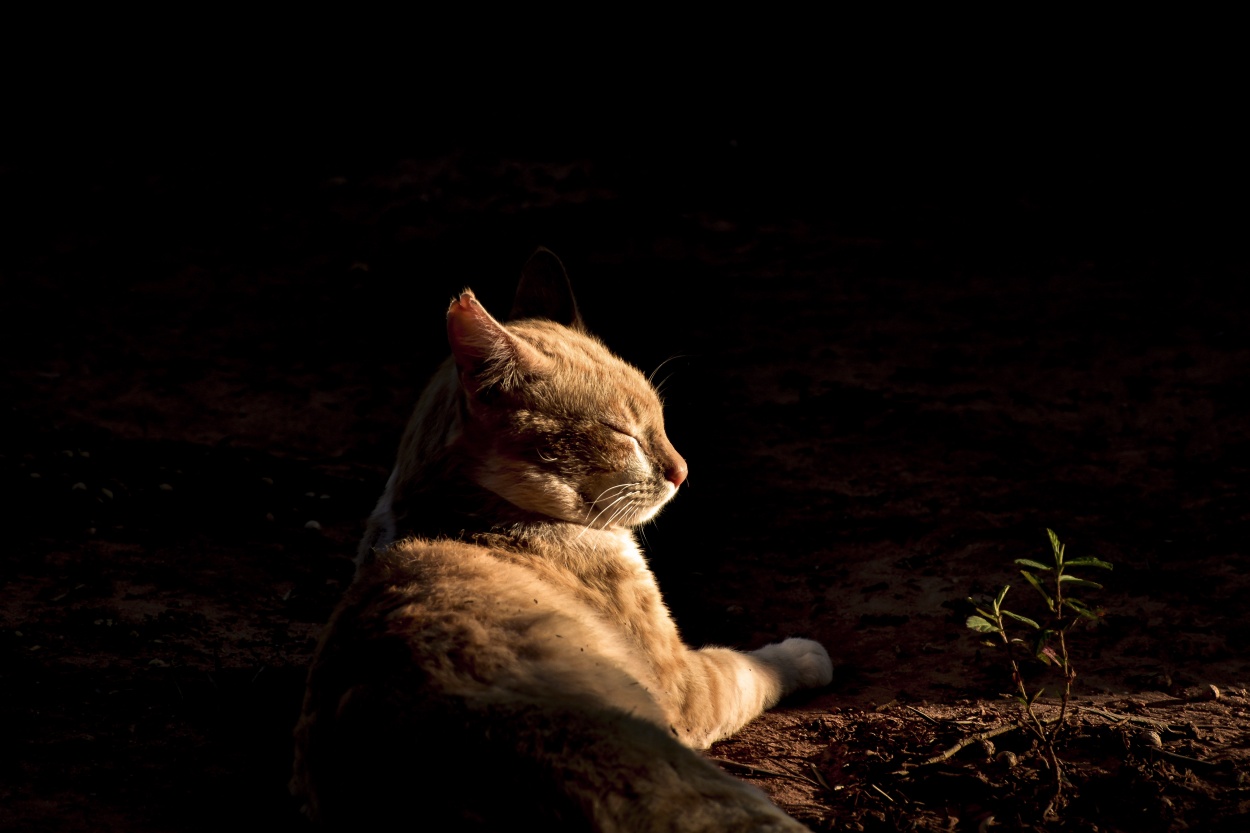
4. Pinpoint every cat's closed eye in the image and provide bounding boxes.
[600,421,637,439]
